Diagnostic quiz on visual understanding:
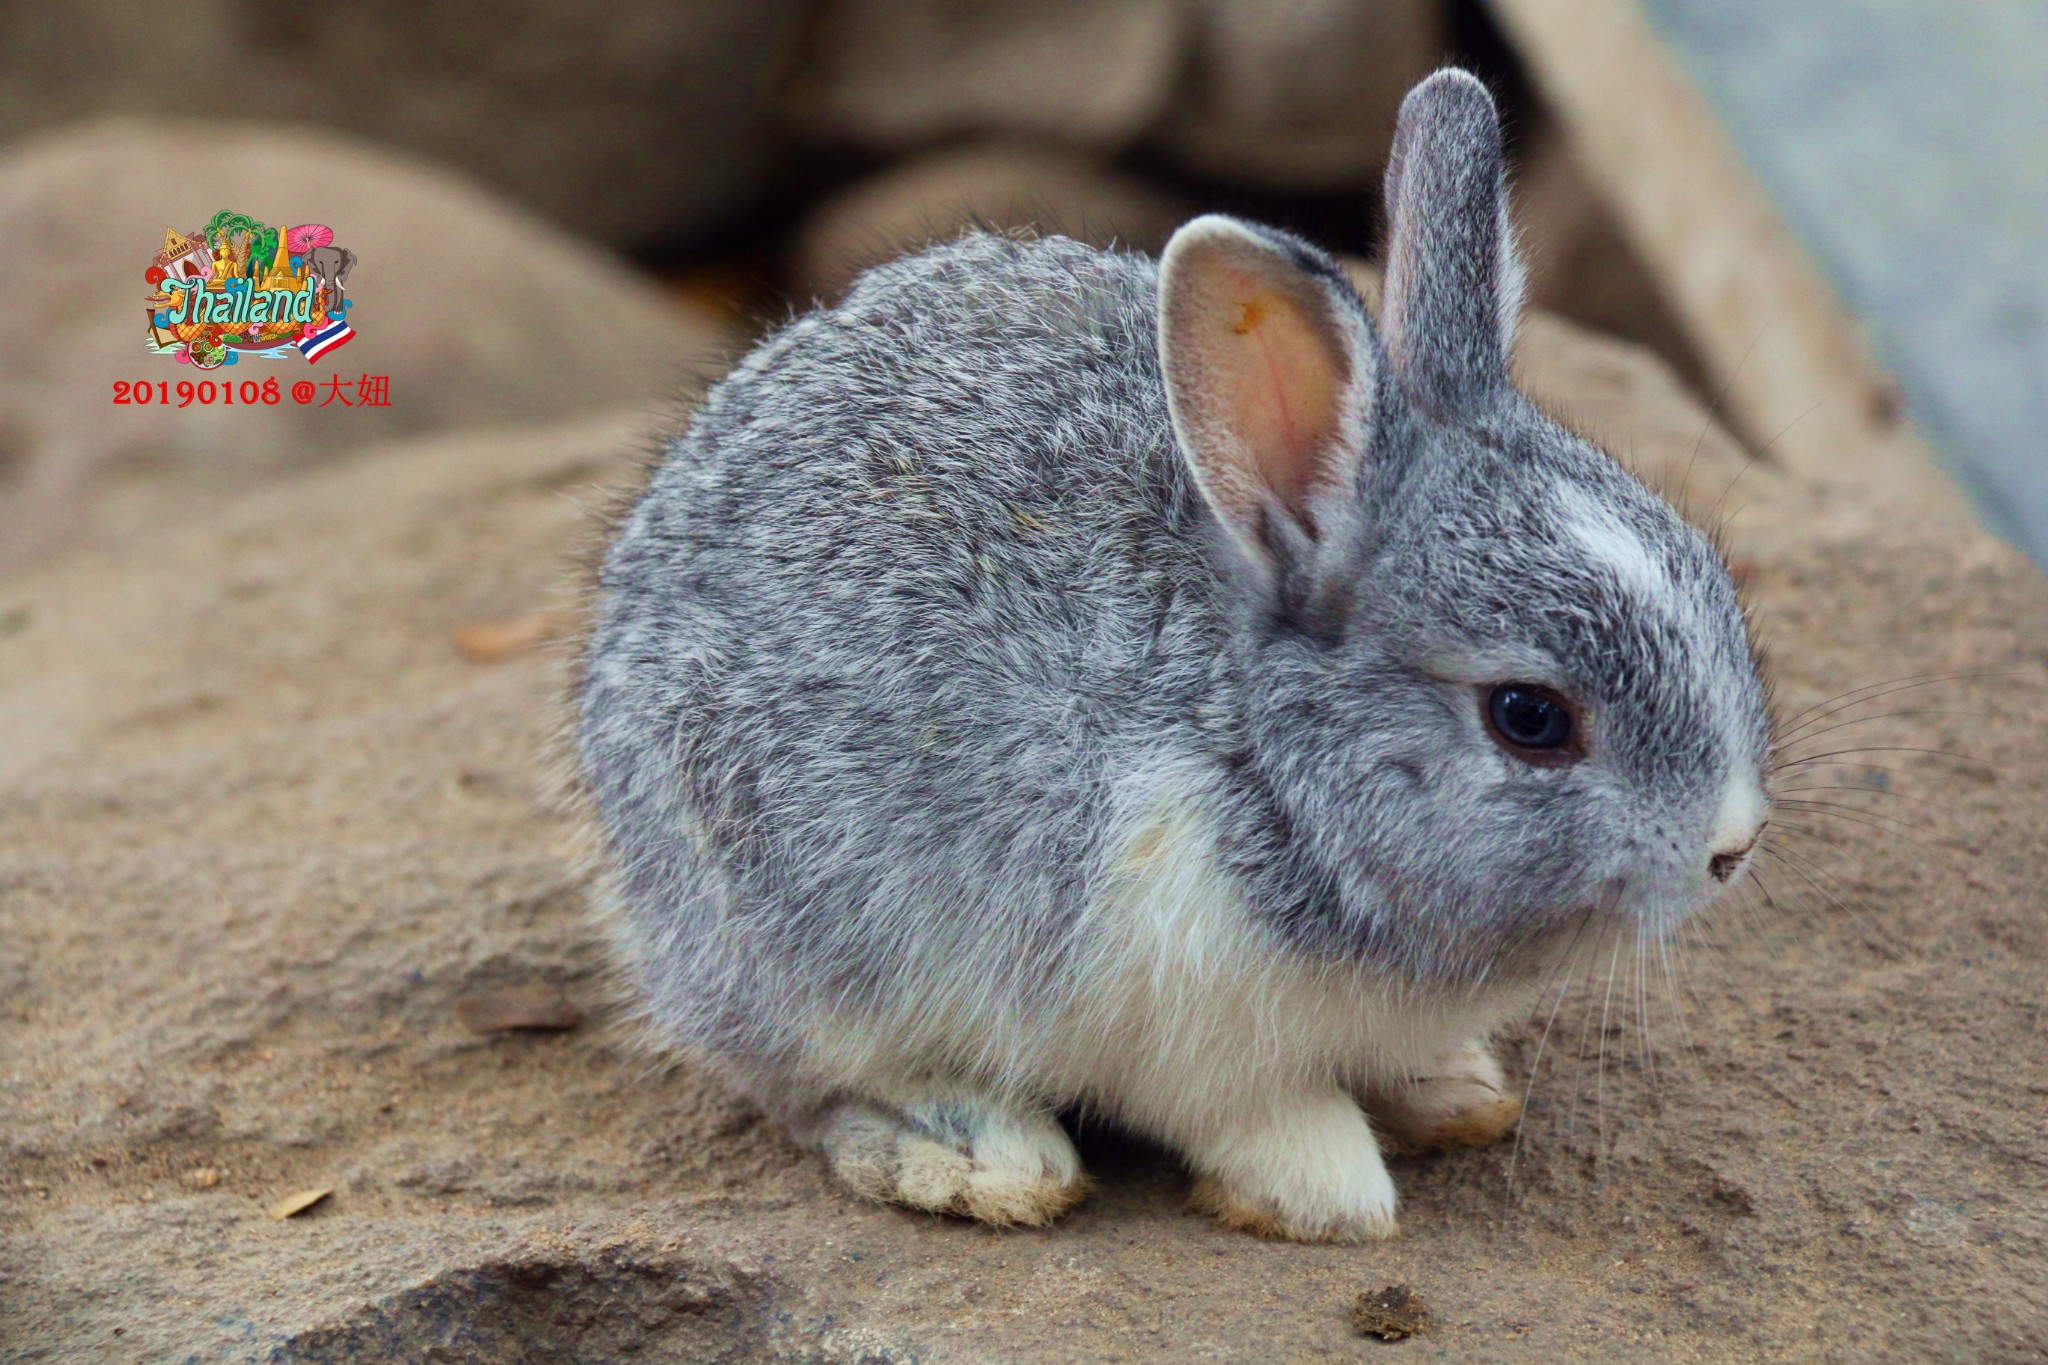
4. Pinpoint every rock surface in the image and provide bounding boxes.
[786,0,1445,193]
[0,0,802,251]
[1514,118,1711,395]
[787,0,1186,152]
[790,143,1188,303]
[2,284,2045,1361]
[1147,0,1444,189]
